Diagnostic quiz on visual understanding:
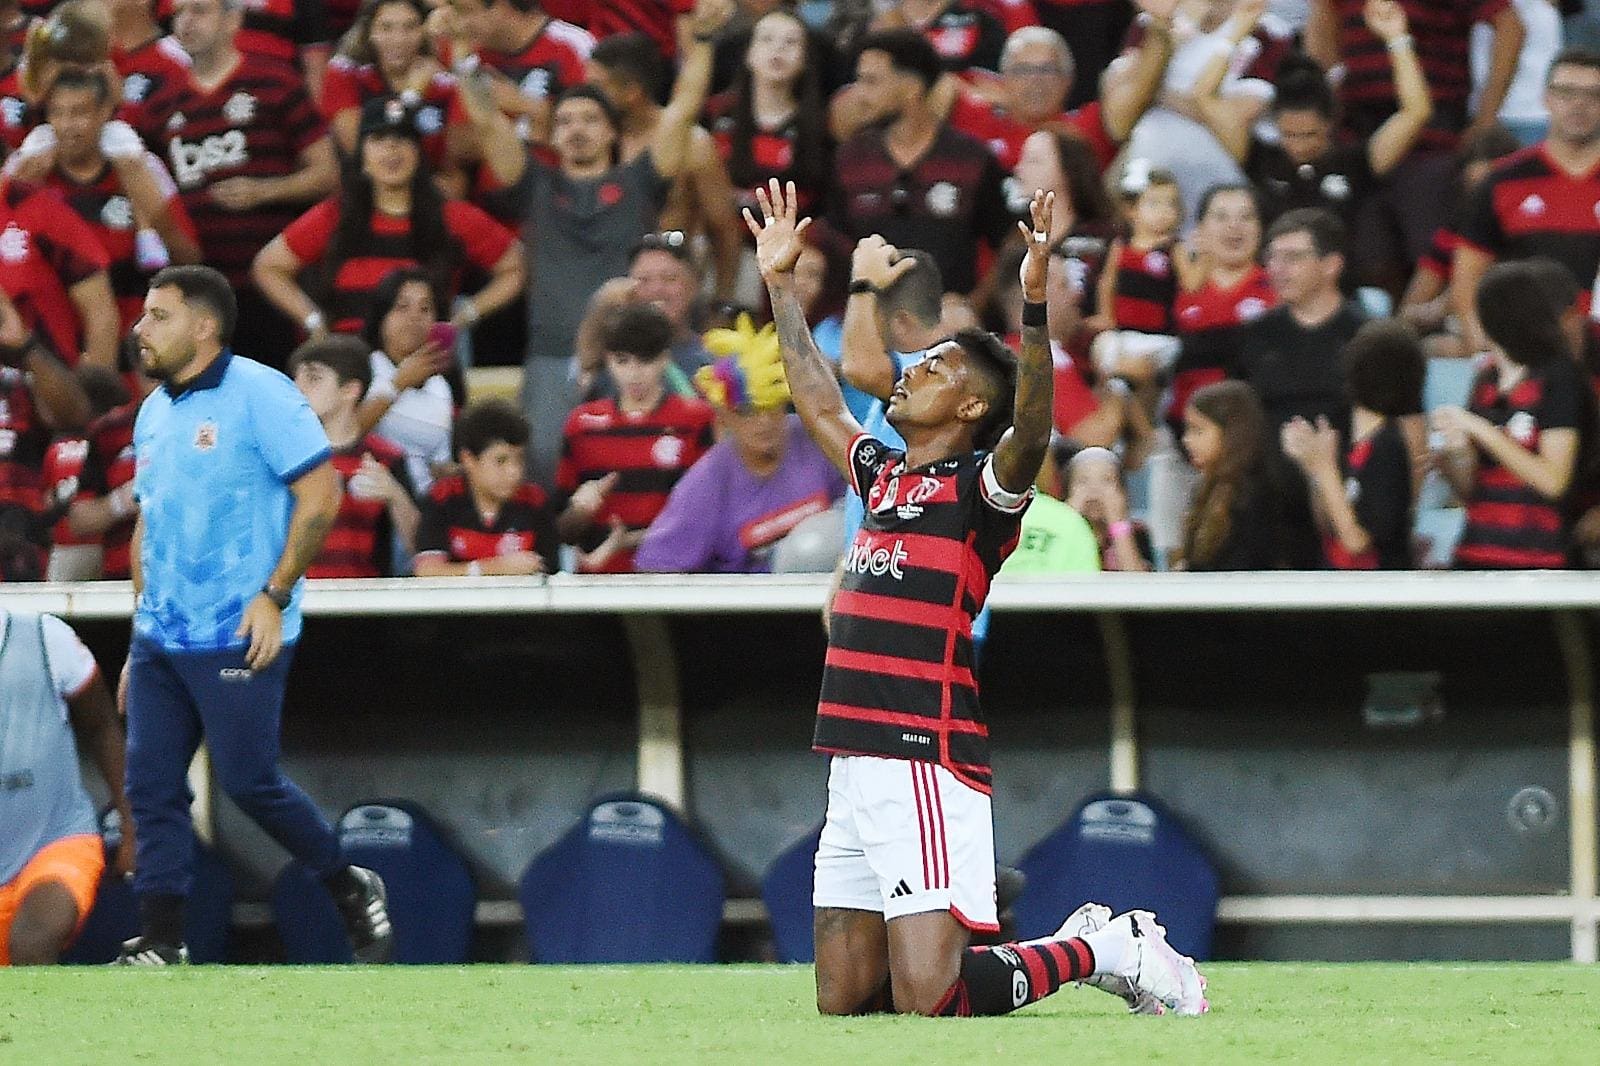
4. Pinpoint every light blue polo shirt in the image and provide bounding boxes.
[132,350,331,652]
